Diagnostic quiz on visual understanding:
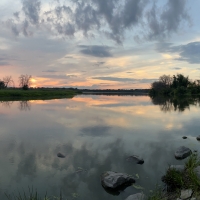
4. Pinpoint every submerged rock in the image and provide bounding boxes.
[182,136,187,139]
[125,193,145,200]
[101,171,135,190]
[57,152,65,158]
[126,155,144,165]
[174,146,192,160]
